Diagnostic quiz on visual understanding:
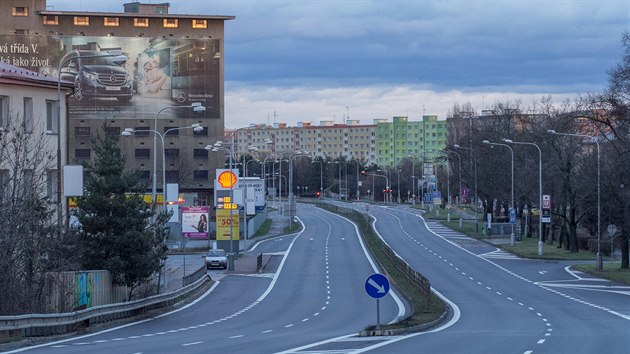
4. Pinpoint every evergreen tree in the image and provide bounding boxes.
[74,126,168,299]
